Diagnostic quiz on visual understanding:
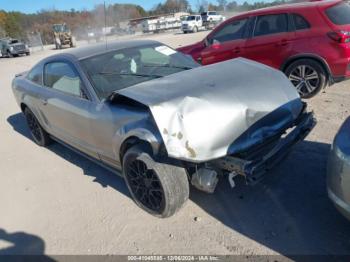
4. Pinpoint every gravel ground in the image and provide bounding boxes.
[1,30,350,257]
